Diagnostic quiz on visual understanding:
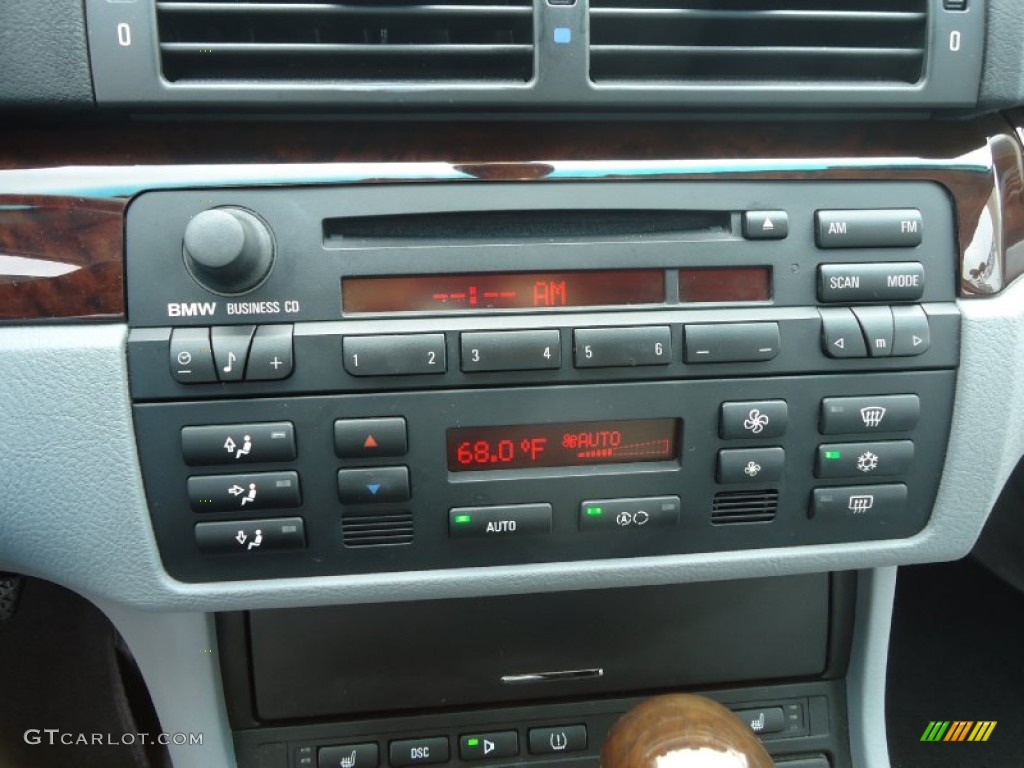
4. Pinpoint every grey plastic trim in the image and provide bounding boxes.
[847,567,897,768]
[92,600,237,767]
[0,279,1022,609]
